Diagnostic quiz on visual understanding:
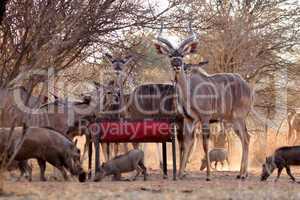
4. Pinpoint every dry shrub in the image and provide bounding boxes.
[250,129,289,168]
[0,121,27,194]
